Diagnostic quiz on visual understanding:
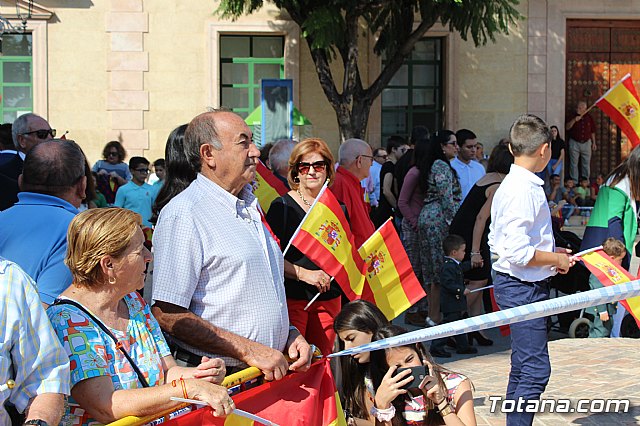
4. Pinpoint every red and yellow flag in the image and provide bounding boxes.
[253,160,288,213]
[595,73,640,147]
[289,184,366,300]
[357,219,426,320]
[162,359,346,426]
[581,249,640,327]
